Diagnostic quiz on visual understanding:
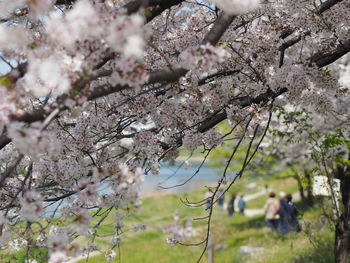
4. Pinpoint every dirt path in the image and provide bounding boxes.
[243,191,301,217]
[65,251,101,263]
